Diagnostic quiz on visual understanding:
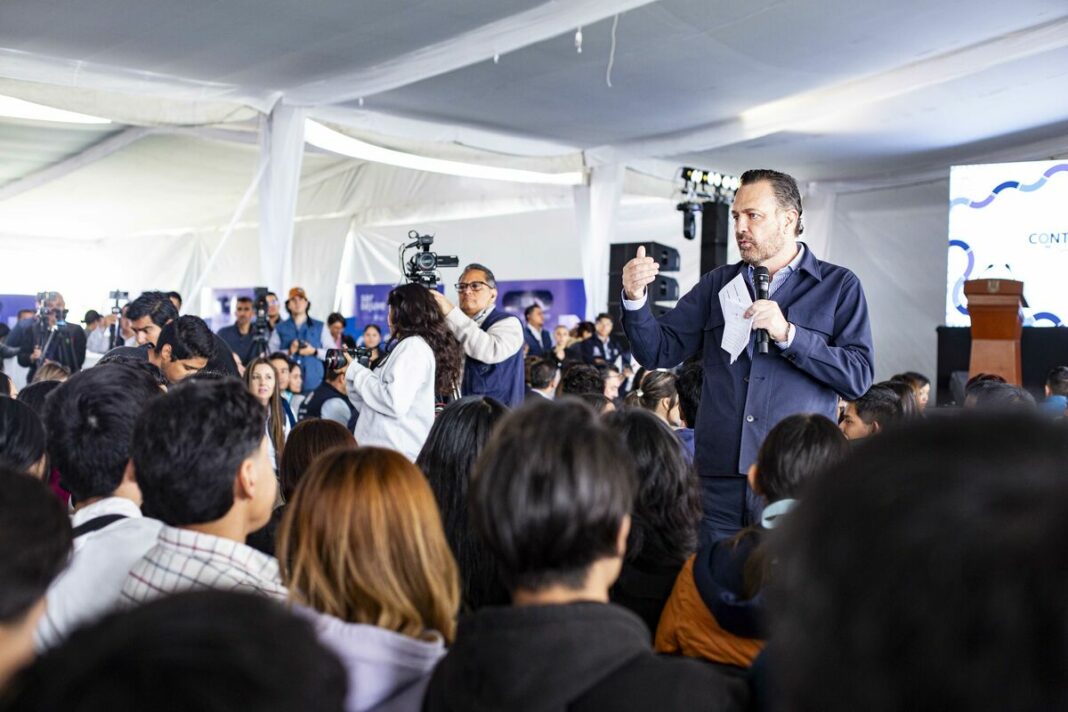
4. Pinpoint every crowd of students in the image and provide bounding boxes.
[2,282,1068,711]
